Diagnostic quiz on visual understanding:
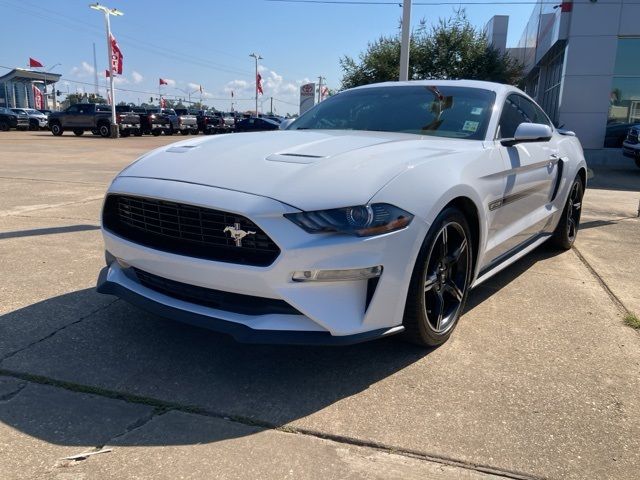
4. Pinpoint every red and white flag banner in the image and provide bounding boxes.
[257,73,263,95]
[160,96,166,108]
[110,34,123,75]
[32,85,43,109]
[159,78,168,86]
[29,57,44,68]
